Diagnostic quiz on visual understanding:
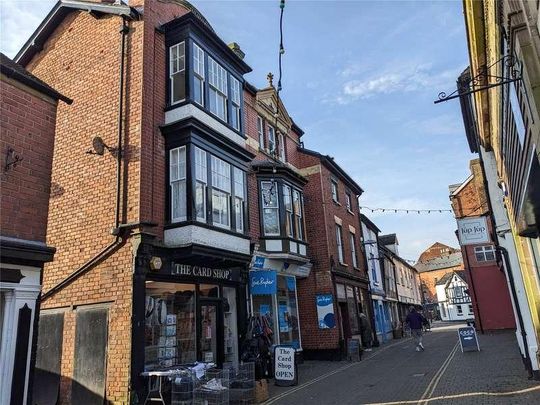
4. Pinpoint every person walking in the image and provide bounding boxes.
[406,306,425,351]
